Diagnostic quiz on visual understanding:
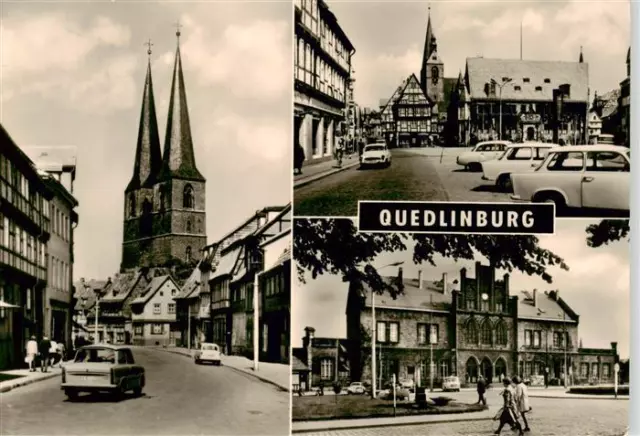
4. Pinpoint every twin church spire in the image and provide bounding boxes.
[126,26,203,194]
